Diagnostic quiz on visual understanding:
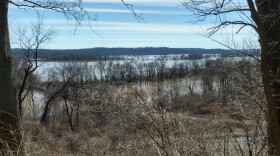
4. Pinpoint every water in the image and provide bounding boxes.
[34,54,225,81]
